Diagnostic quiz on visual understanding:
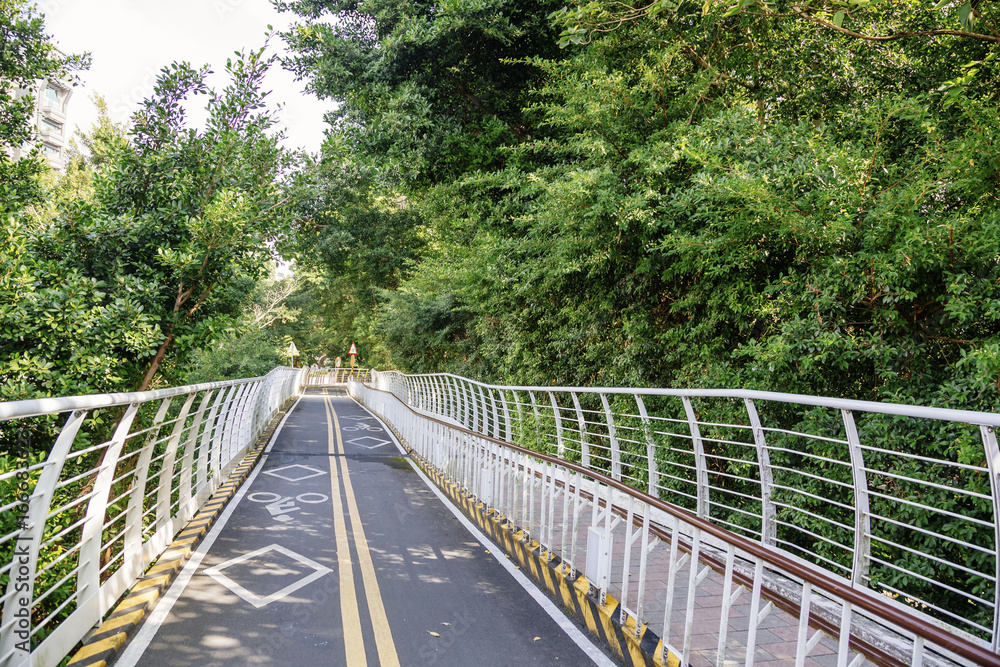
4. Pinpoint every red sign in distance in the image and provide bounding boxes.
[348,342,358,356]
